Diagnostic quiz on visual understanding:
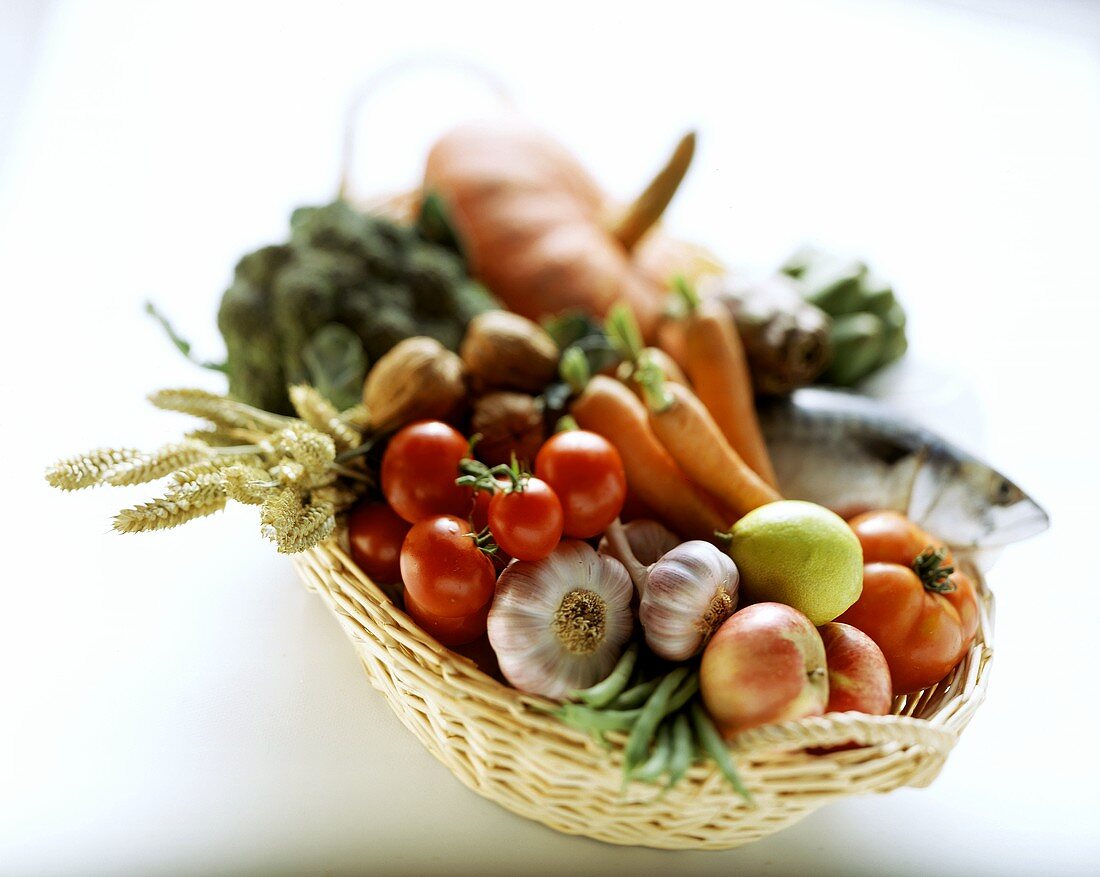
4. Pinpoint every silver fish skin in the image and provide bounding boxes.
[759,388,1050,550]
